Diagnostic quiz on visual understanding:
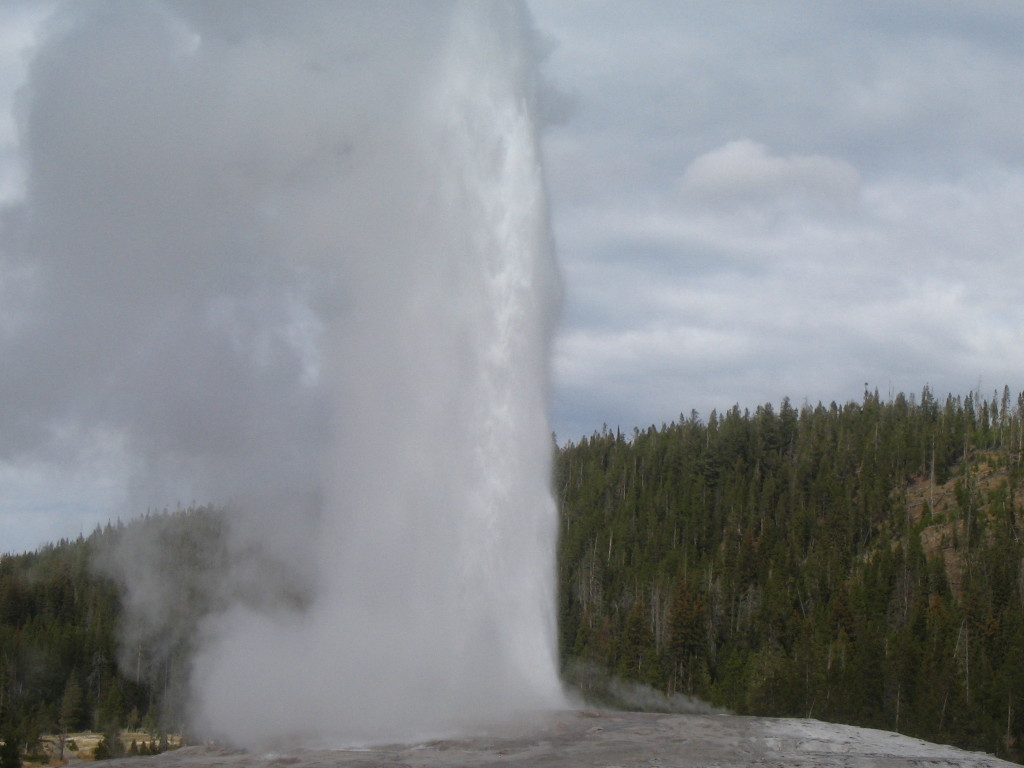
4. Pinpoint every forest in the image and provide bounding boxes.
[1,385,1023,763]
[556,385,1024,763]
[0,507,221,763]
